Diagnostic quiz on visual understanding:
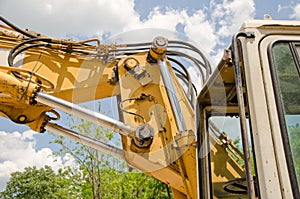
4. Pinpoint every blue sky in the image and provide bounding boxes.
[0,0,300,190]
[134,0,295,20]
